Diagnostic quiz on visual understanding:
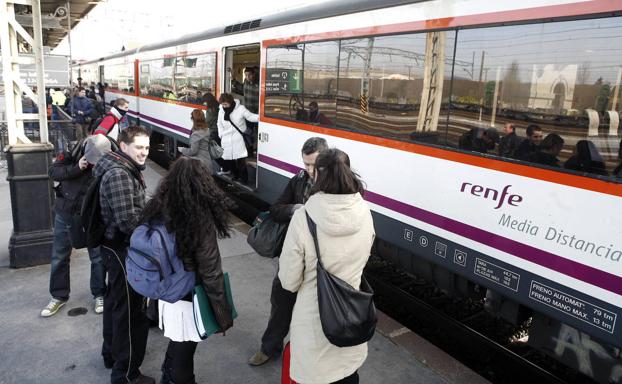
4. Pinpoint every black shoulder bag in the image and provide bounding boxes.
[228,120,253,153]
[247,211,288,258]
[305,212,377,347]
